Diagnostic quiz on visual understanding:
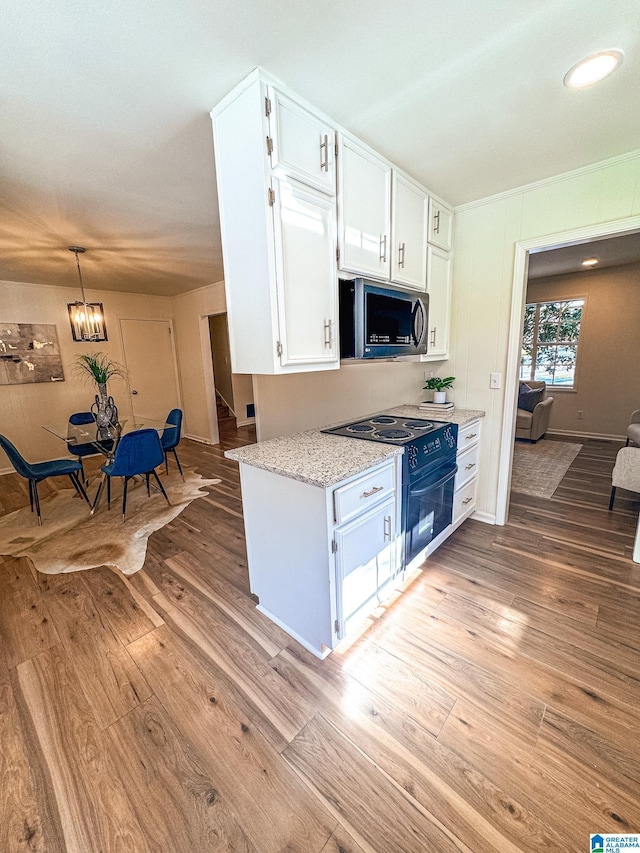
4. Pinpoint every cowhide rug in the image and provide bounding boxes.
[0,468,220,576]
